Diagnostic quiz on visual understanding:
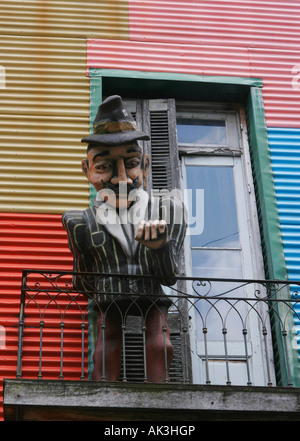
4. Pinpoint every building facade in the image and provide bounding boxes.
[1,0,300,420]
